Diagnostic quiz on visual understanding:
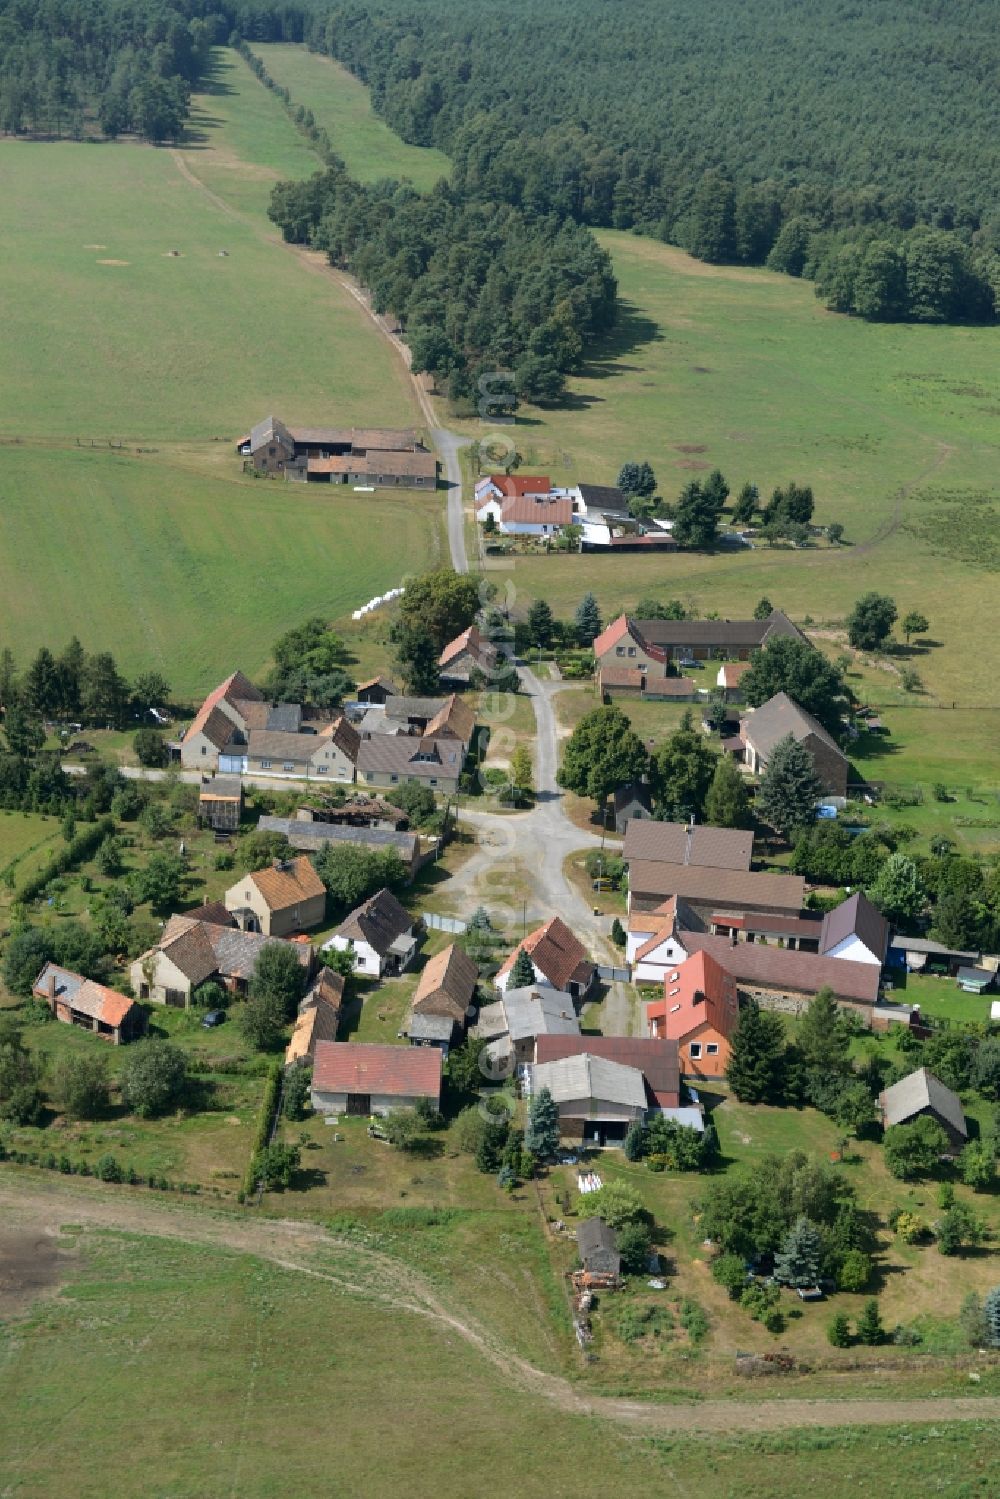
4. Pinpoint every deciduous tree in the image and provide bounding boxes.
[557,705,648,807]
[847,592,898,652]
